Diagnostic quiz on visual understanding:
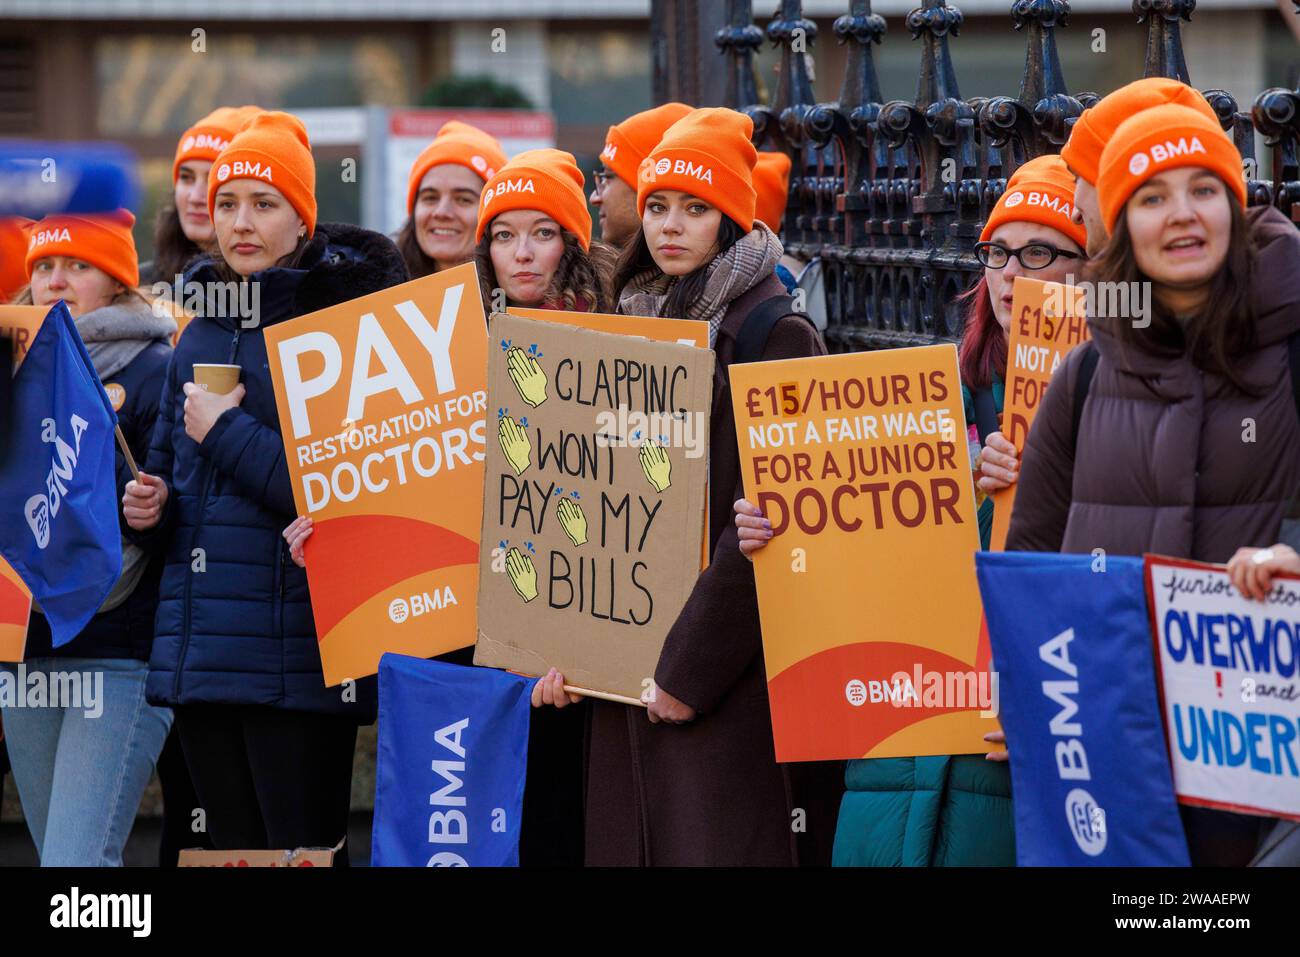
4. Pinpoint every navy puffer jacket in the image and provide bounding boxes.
[141,223,408,716]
